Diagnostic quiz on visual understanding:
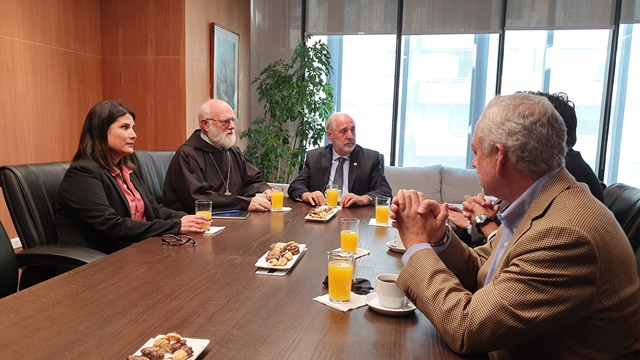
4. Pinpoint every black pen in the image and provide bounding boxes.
[211,210,240,215]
